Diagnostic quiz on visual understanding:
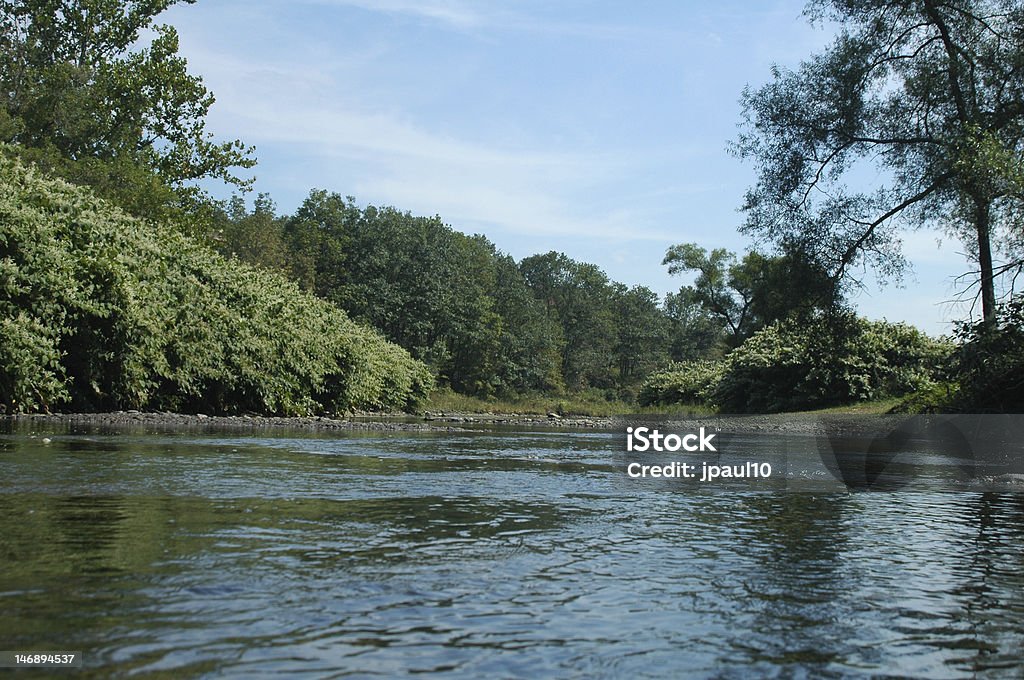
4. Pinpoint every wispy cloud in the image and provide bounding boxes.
[284,0,699,43]
[218,88,676,240]
[300,0,486,29]
[176,29,690,242]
